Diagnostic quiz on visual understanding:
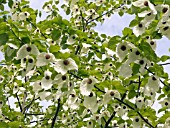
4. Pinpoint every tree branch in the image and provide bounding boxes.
[16,93,23,112]
[104,111,116,128]
[51,99,61,128]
